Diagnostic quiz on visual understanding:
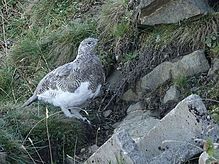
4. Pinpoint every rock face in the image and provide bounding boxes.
[114,102,159,142]
[138,0,213,25]
[107,70,123,92]
[138,94,219,163]
[84,130,146,164]
[163,85,180,103]
[171,50,210,78]
[141,62,173,91]
[0,152,6,164]
[208,58,219,76]
[121,89,139,102]
[85,95,219,164]
[140,50,210,91]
